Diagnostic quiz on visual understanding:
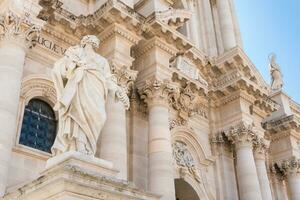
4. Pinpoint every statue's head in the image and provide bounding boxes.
[80,35,100,48]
